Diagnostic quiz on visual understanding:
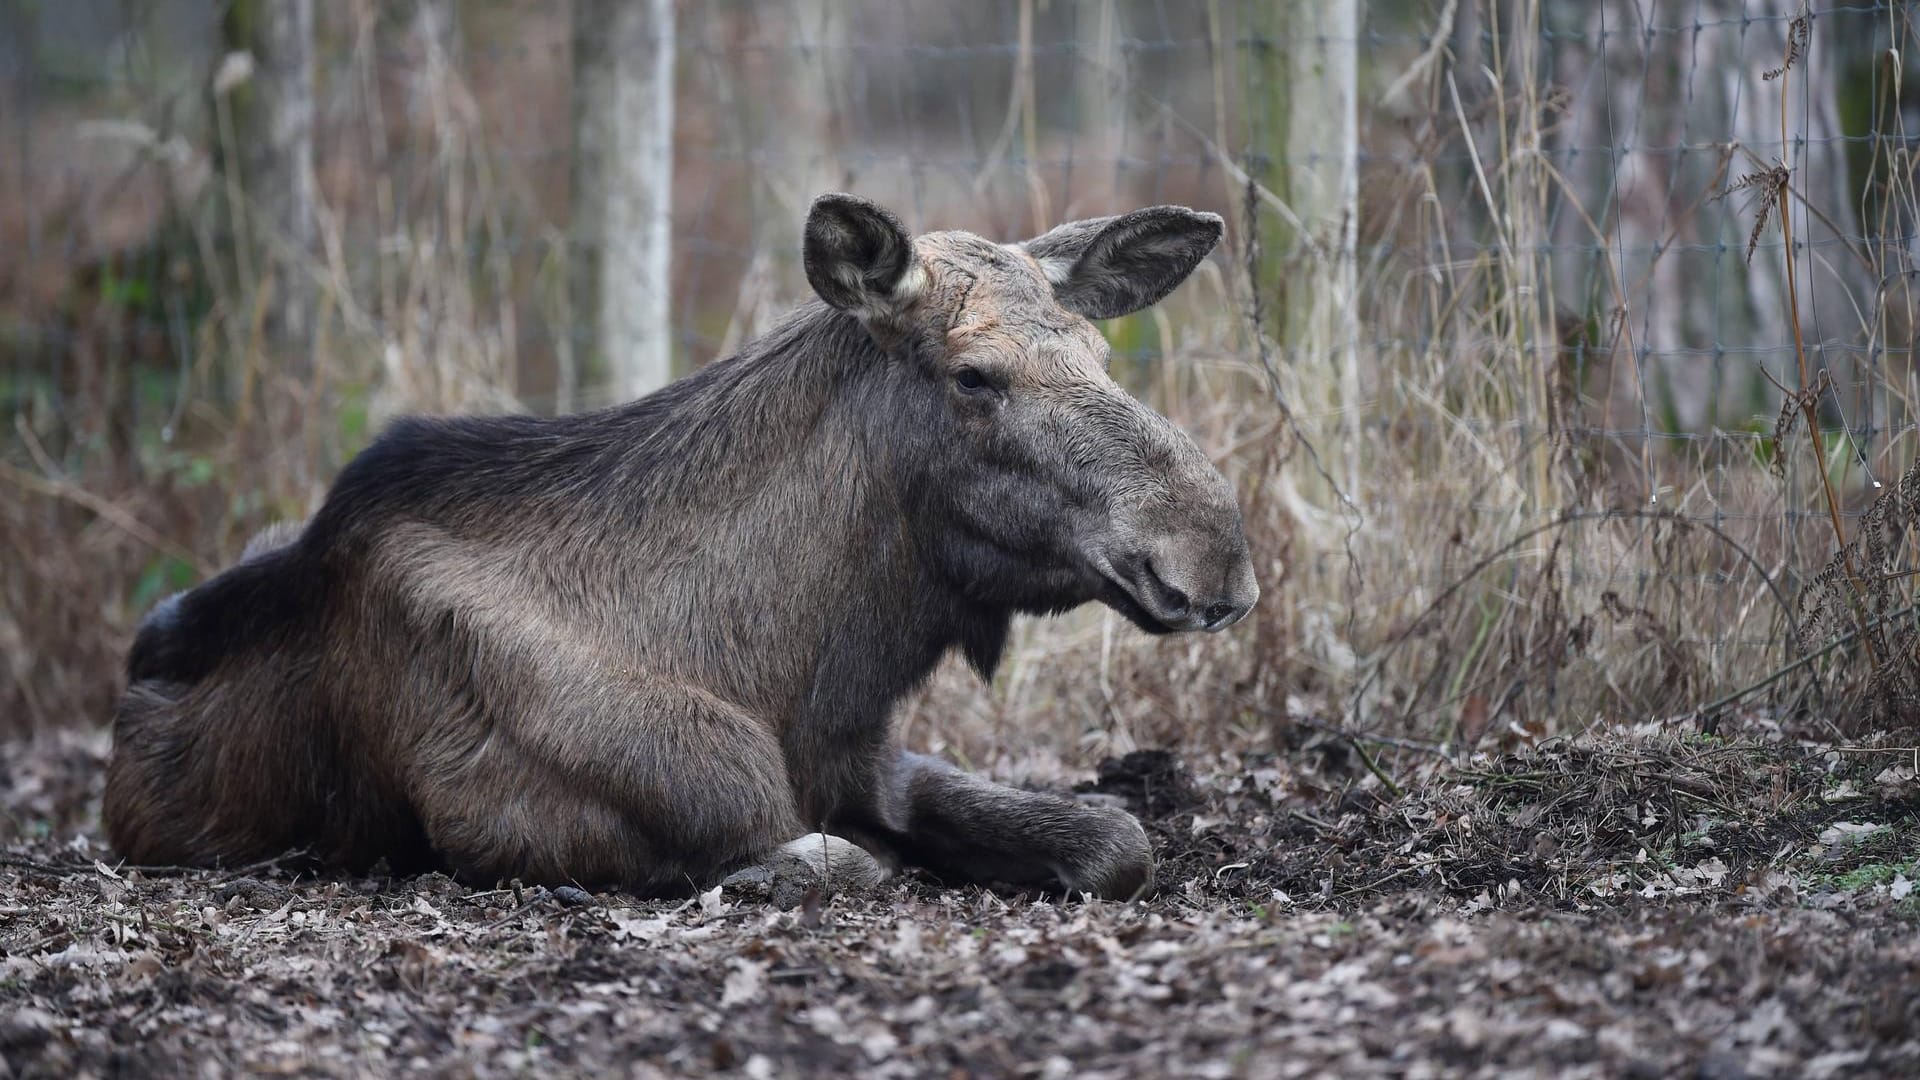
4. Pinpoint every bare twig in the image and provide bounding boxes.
[0,461,213,578]
[1348,509,1810,726]
[1760,8,1882,669]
